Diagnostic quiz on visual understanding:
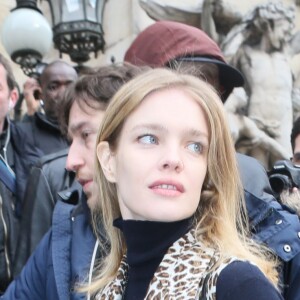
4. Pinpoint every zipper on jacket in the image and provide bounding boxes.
[0,194,12,281]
